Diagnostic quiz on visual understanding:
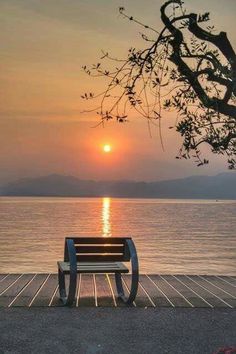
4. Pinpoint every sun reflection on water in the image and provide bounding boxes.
[102,197,111,237]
